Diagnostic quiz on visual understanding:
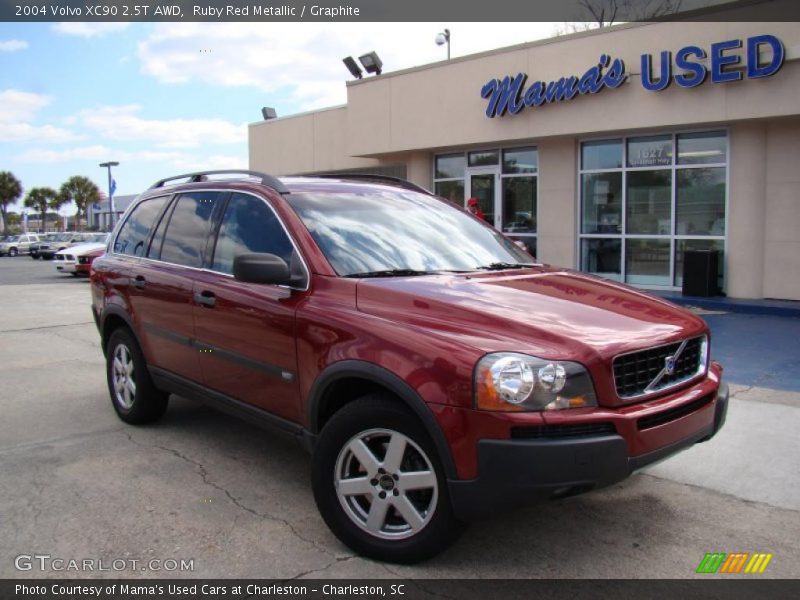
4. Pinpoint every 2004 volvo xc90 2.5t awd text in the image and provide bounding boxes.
[90,171,728,563]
